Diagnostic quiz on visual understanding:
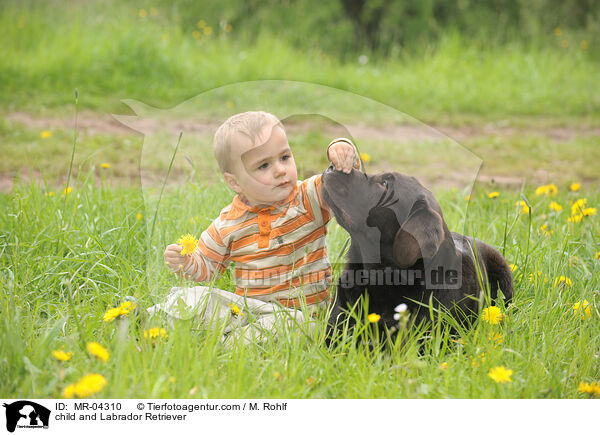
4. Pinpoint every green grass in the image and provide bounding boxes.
[1,0,599,124]
[1,169,599,398]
